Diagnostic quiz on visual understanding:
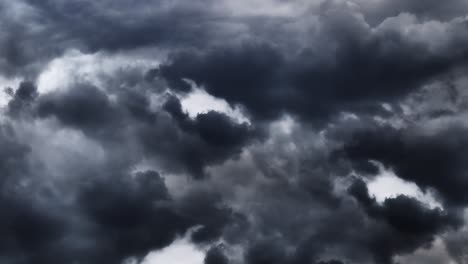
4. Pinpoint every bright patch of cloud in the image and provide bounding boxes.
[139,232,205,264]
[367,167,442,209]
[180,86,250,124]
[0,76,22,108]
[36,49,159,94]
